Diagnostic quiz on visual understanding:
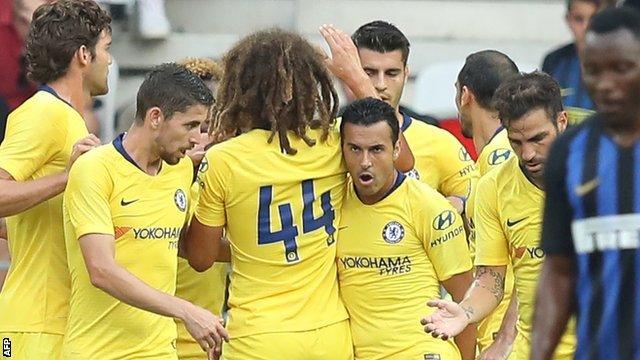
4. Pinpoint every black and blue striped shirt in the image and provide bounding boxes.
[542,115,640,359]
